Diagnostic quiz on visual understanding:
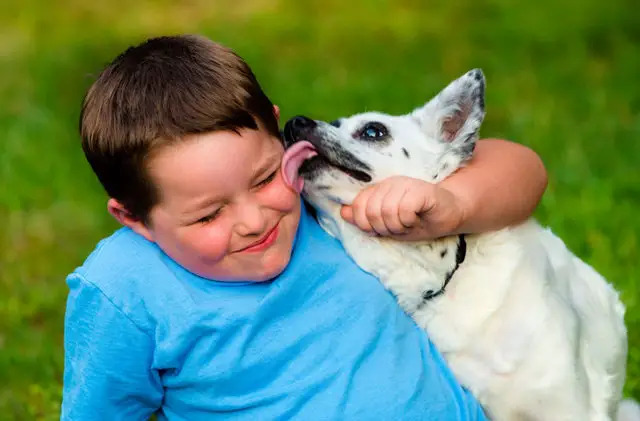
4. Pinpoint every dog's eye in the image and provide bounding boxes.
[357,122,388,141]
